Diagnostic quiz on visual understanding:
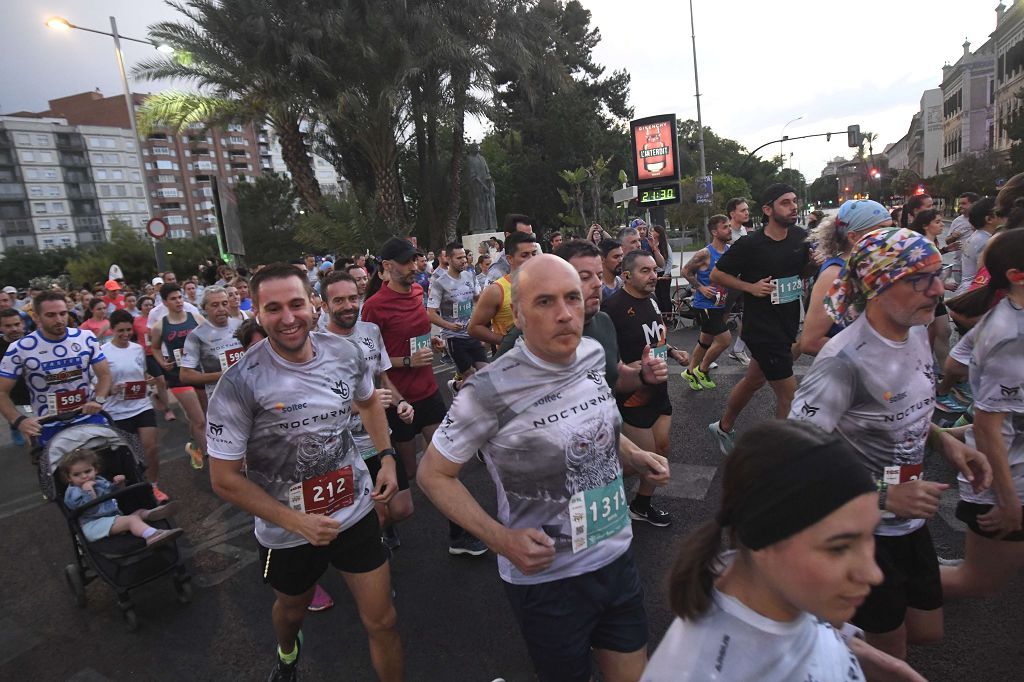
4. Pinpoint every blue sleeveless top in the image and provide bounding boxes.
[692,244,726,309]
[818,256,846,337]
